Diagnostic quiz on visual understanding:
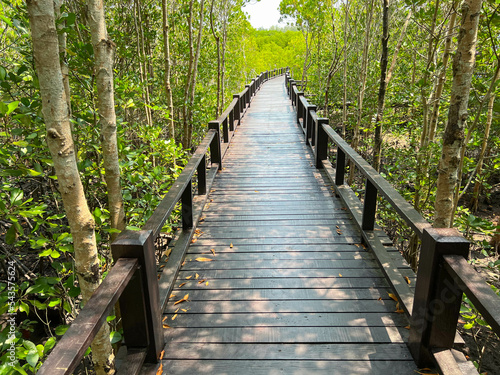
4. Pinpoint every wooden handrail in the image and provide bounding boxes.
[443,254,500,336]
[320,124,431,237]
[38,259,139,375]
[143,129,217,238]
